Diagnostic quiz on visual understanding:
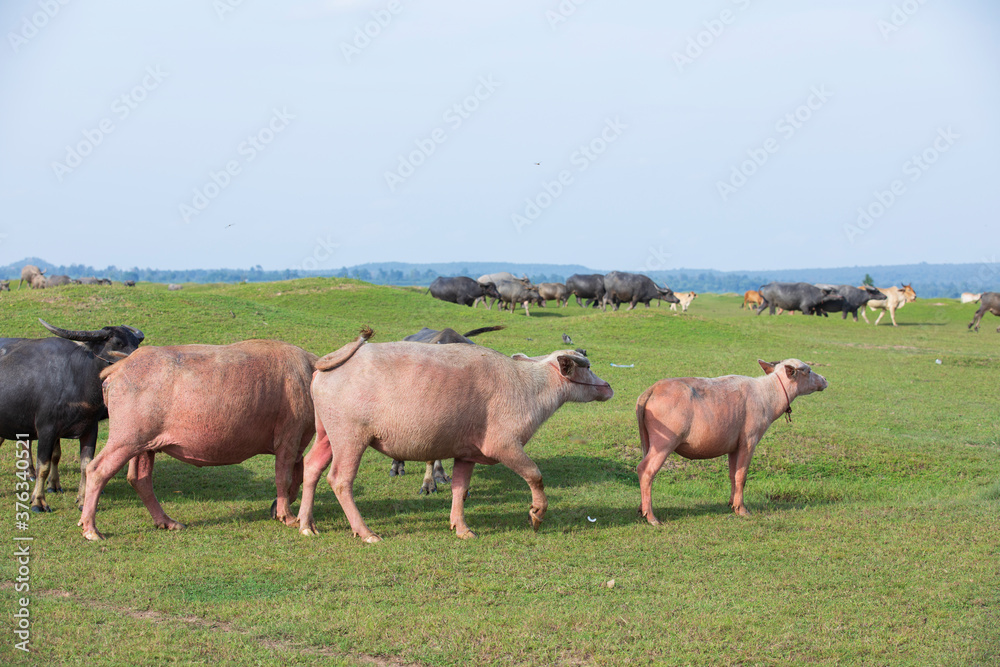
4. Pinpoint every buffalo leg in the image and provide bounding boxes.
[389,459,405,476]
[326,433,378,543]
[127,452,185,532]
[47,440,63,493]
[78,442,145,540]
[729,440,758,517]
[969,305,986,332]
[419,462,437,495]
[297,423,332,536]
[30,427,59,512]
[76,423,99,509]
[432,459,450,484]
[449,459,476,538]
[271,437,303,526]
[496,448,547,531]
[636,439,674,526]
